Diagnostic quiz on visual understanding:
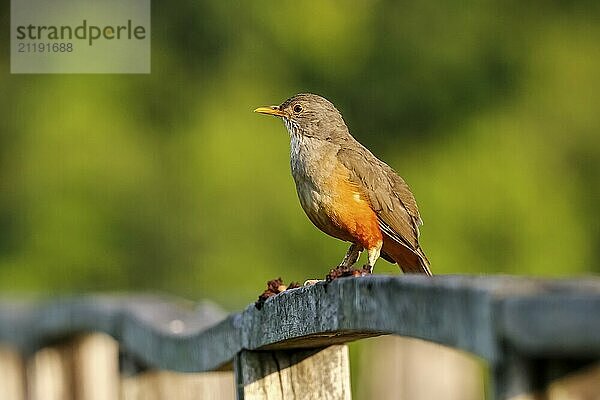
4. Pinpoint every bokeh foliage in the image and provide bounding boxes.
[0,0,599,309]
